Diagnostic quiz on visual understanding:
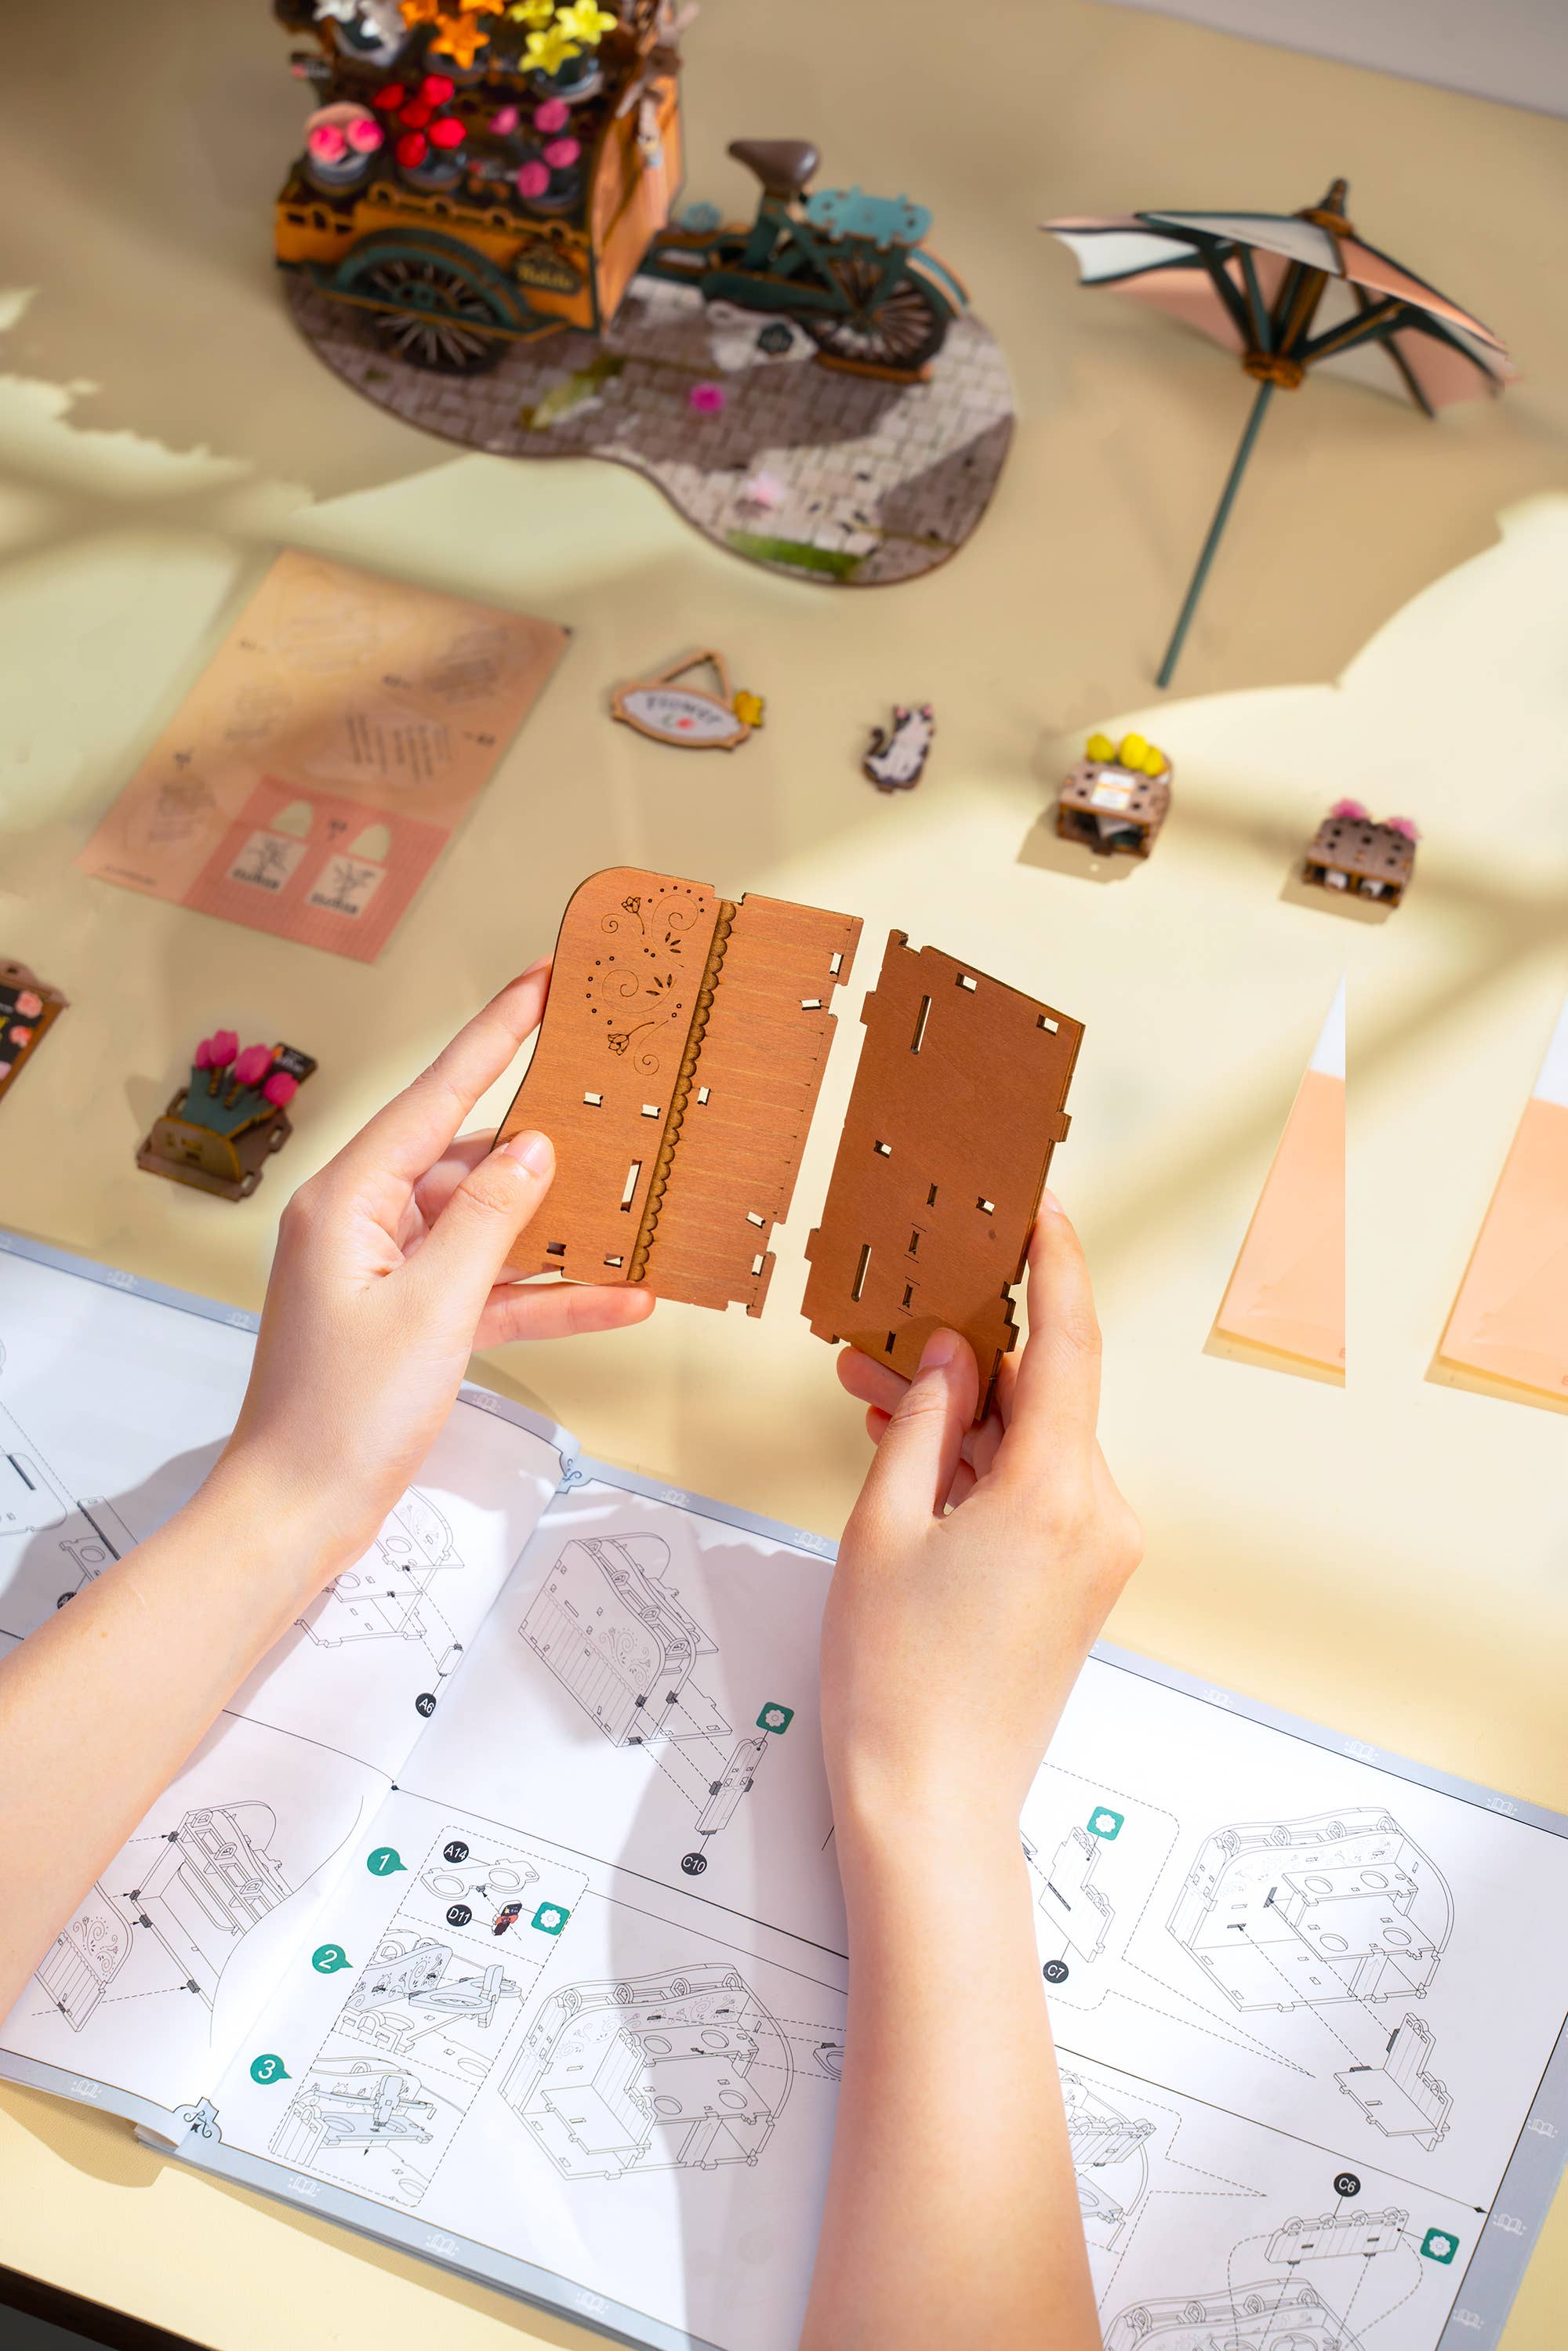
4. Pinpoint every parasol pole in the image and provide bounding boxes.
[1156,376,1275,690]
